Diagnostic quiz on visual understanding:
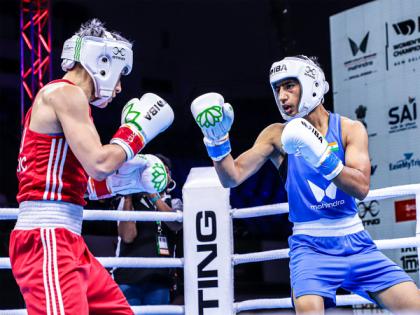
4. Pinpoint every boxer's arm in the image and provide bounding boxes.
[117,196,138,243]
[214,124,283,187]
[333,119,370,200]
[53,84,126,180]
[148,193,183,232]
